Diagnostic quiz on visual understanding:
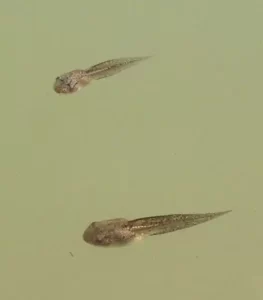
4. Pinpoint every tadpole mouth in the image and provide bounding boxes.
[53,81,70,94]
[53,83,62,93]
